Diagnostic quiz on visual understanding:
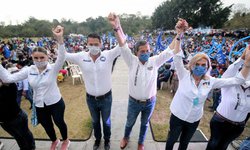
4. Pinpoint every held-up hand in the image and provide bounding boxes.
[108,12,120,29]
[241,47,247,60]
[52,25,64,44]
[175,18,189,34]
